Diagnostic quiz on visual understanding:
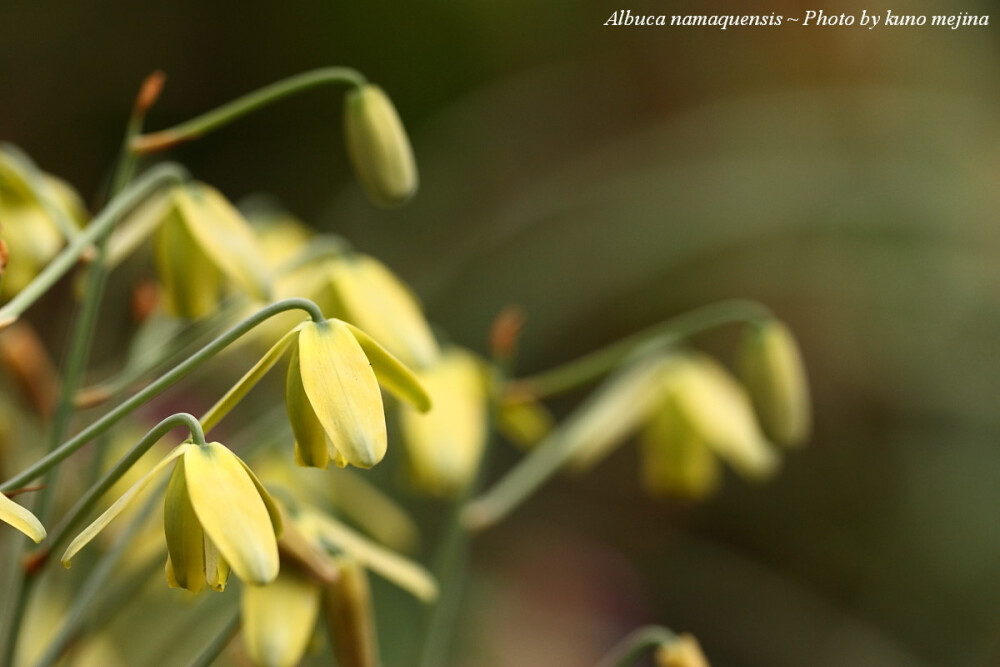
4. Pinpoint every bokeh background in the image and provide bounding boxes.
[2,1,1000,665]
